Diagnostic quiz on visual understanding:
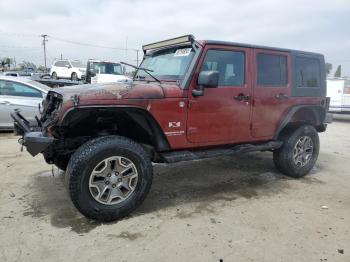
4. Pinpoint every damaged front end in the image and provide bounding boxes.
[11,91,63,156]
